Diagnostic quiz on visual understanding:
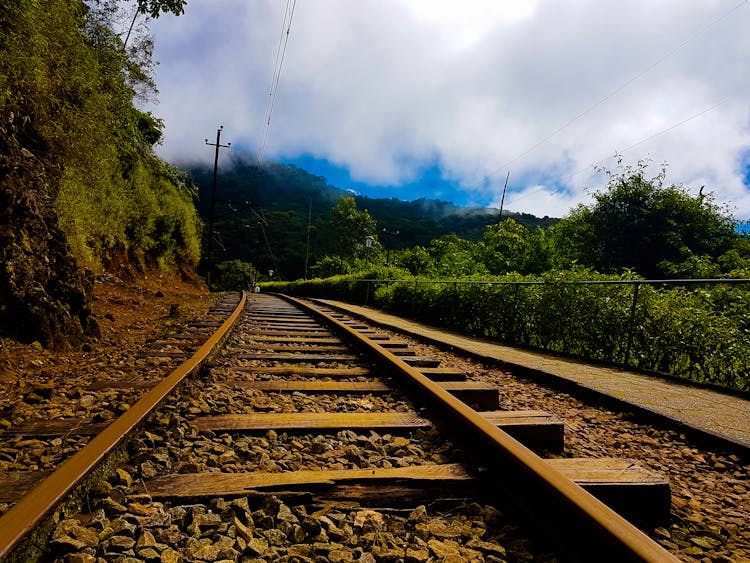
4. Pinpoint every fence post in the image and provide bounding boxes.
[413,280,419,315]
[624,282,640,366]
[510,283,520,343]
